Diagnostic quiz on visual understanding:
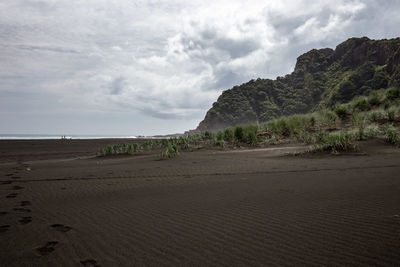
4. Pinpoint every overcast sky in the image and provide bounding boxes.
[1,0,400,135]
